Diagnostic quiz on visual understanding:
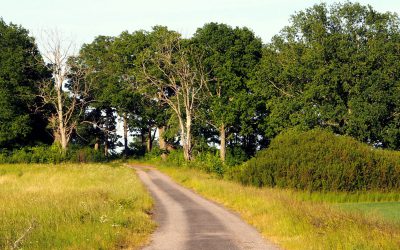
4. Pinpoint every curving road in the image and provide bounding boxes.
[134,166,279,250]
